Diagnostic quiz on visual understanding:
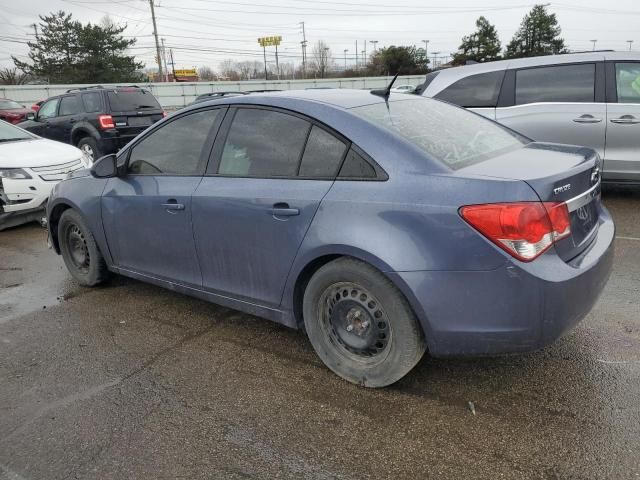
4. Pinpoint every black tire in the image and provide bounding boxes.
[303,257,426,388]
[58,209,110,286]
[77,136,102,162]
